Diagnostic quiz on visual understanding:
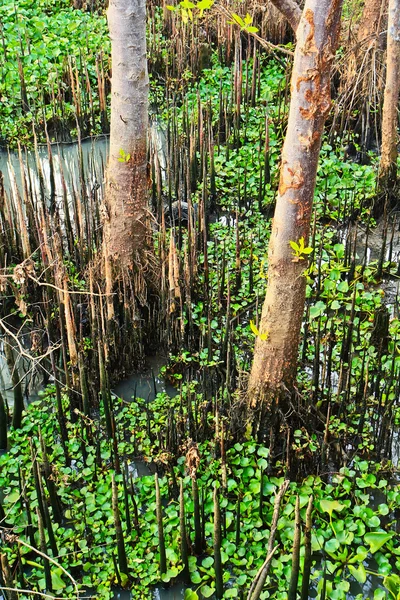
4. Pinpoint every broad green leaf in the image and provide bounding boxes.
[348,564,367,584]
[384,574,400,599]
[191,571,201,584]
[51,572,66,591]
[325,538,340,554]
[319,499,345,516]
[202,556,214,569]
[378,504,389,515]
[201,584,216,598]
[310,301,326,320]
[364,532,394,553]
